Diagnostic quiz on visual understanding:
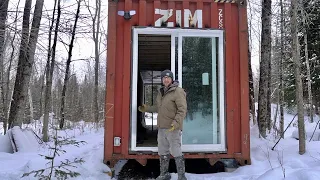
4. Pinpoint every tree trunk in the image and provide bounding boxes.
[0,0,10,59]
[273,103,279,131]
[39,74,44,119]
[267,71,271,131]
[28,86,34,122]
[0,0,10,127]
[247,0,256,125]
[248,41,256,125]
[43,0,60,142]
[9,0,44,128]
[3,28,17,134]
[0,56,4,132]
[258,0,272,138]
[0,62,5,133]
[60,0,81,129]
[303,15,313,123]
[2,0,21,134]
[279,0,284,139]
[93,0,101,128]
[8,0,32,128]
[291,0,305,155]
